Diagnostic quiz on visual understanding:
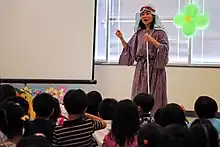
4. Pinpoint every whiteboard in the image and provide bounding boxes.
[0,0,96,83]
